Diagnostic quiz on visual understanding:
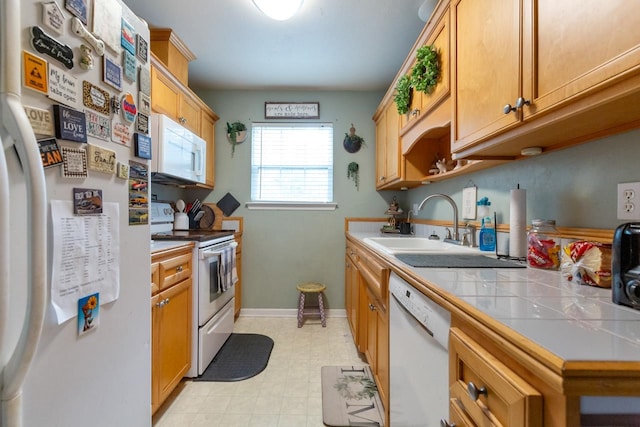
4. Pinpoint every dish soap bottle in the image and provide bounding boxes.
[477,197,496,252]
